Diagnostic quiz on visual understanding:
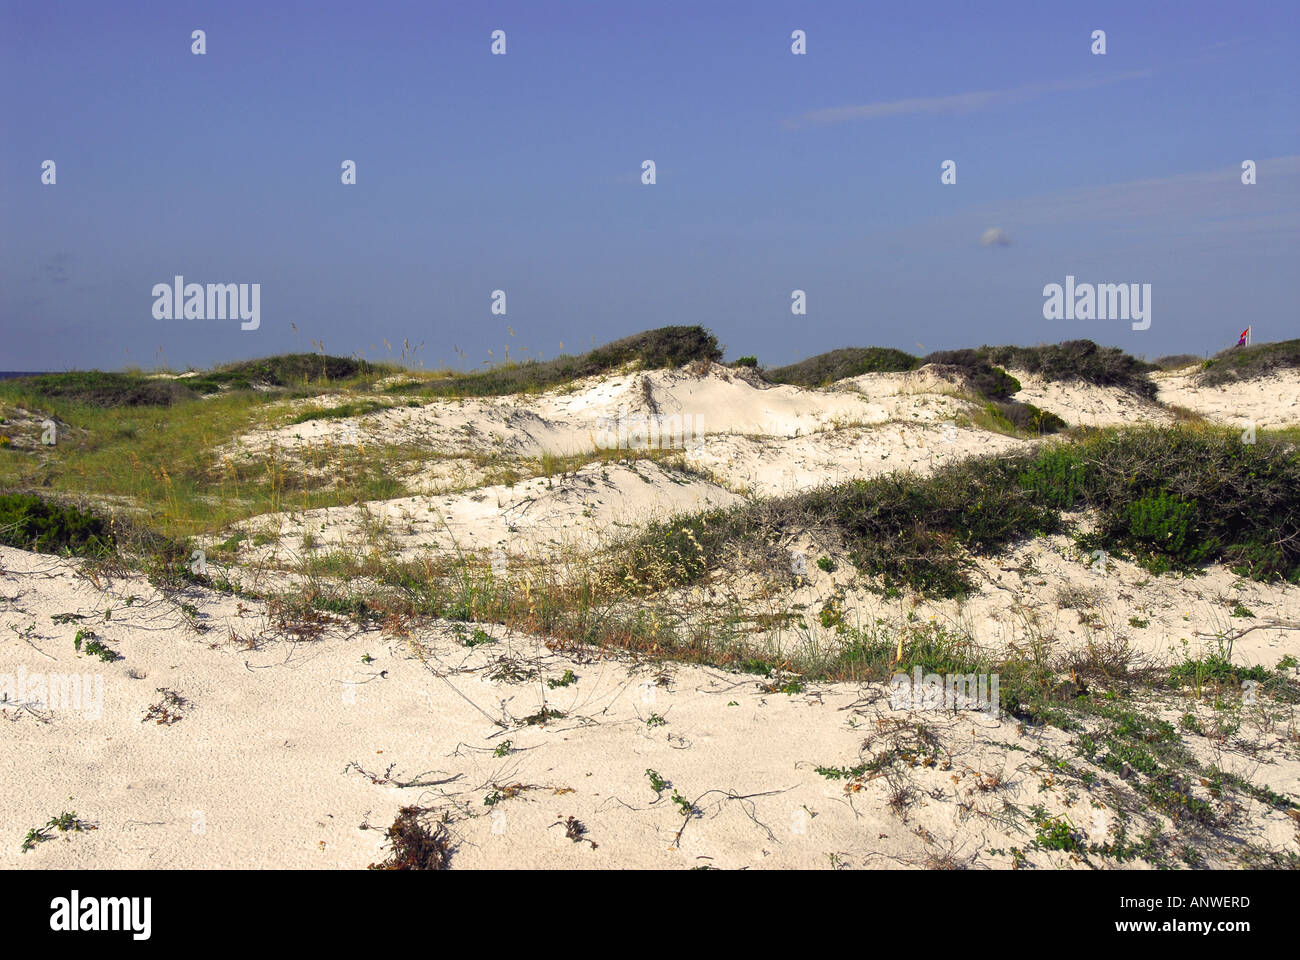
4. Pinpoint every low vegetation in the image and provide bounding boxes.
[390,325,722,398]
[368,805,453,870]
[0,493,114,555]
[620,424,1299,599]
[0,371,200,408]
[1153,353,1202,371]
[0,354,389,409]
[966,340,1158,399]
[764,347,918,386]
[1197,338,1300,386]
